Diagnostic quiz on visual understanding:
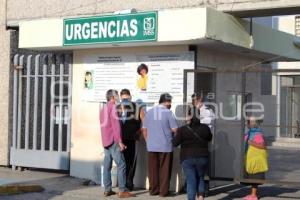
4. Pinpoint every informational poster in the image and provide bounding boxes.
[82,52,194,103]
